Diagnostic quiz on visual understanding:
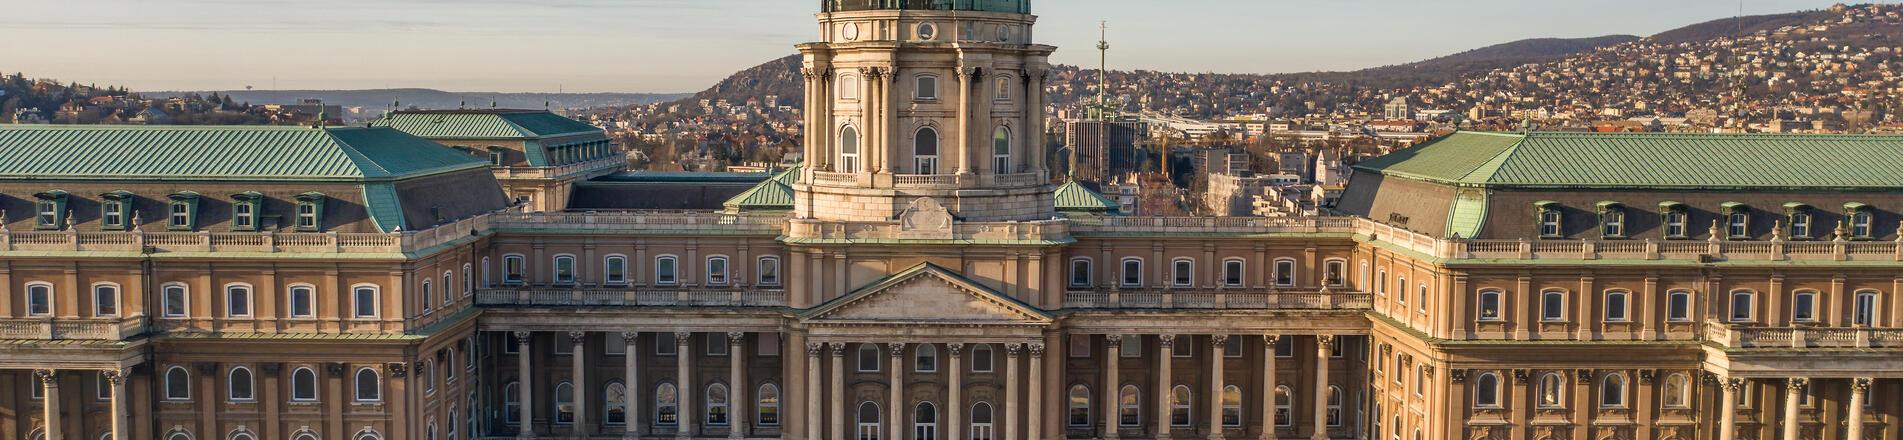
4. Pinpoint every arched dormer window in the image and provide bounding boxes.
[1659,201,1689,239]
[33,190,69,230]
[1596,201,1626,239]
[914,127,940,175]
[1845,202,1875,239]
[168,192,202,231]
[229,192,263,232]
[295,192,327,232]
[99,190,134,231]
[1784,203,1816,239]
[1535,201,1562,238]
[1722,202,1751,239]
